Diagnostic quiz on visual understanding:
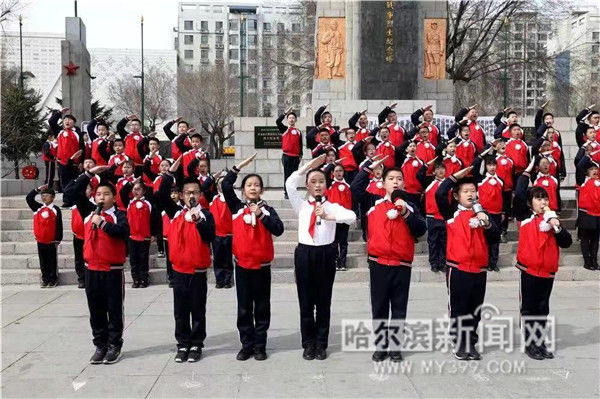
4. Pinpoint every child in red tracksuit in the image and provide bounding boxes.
[436,166,499,361]
[351,157,427,363]
[71,181,94,289]
[157,156,215,363]
[327,164,353,271]
[494,140,515,240]
[532,157,559,212]
[575,153,600,271]
[473,152,504,272]
[223,153,284,361]
[514,159,572,360]
[65,169,130,365]
[505,124,530,178]
[26,185,63,288]
[42,133,57,188]
[162,186,182,287]
[397,139,425,209]
[108,139,129,183]
[116,160,135,210]
[119,179,152,288]
[201,171,234,289]
[417,159,447,272]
